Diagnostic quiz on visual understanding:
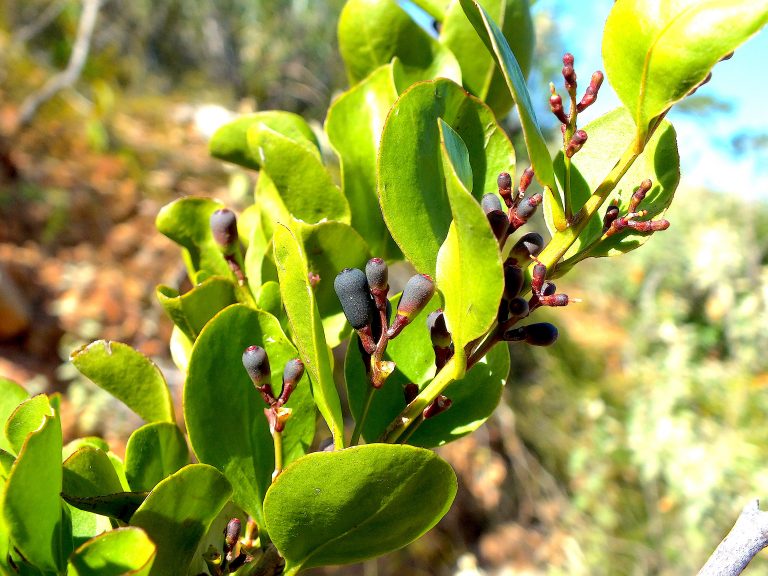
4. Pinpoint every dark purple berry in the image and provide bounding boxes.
[481,193,502,215]
[365,258,388,293]
[388,274,435,338]
[210,209,239,254]
[504,264,524,299]
[334,268,373,330]
[426,309,451,348]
